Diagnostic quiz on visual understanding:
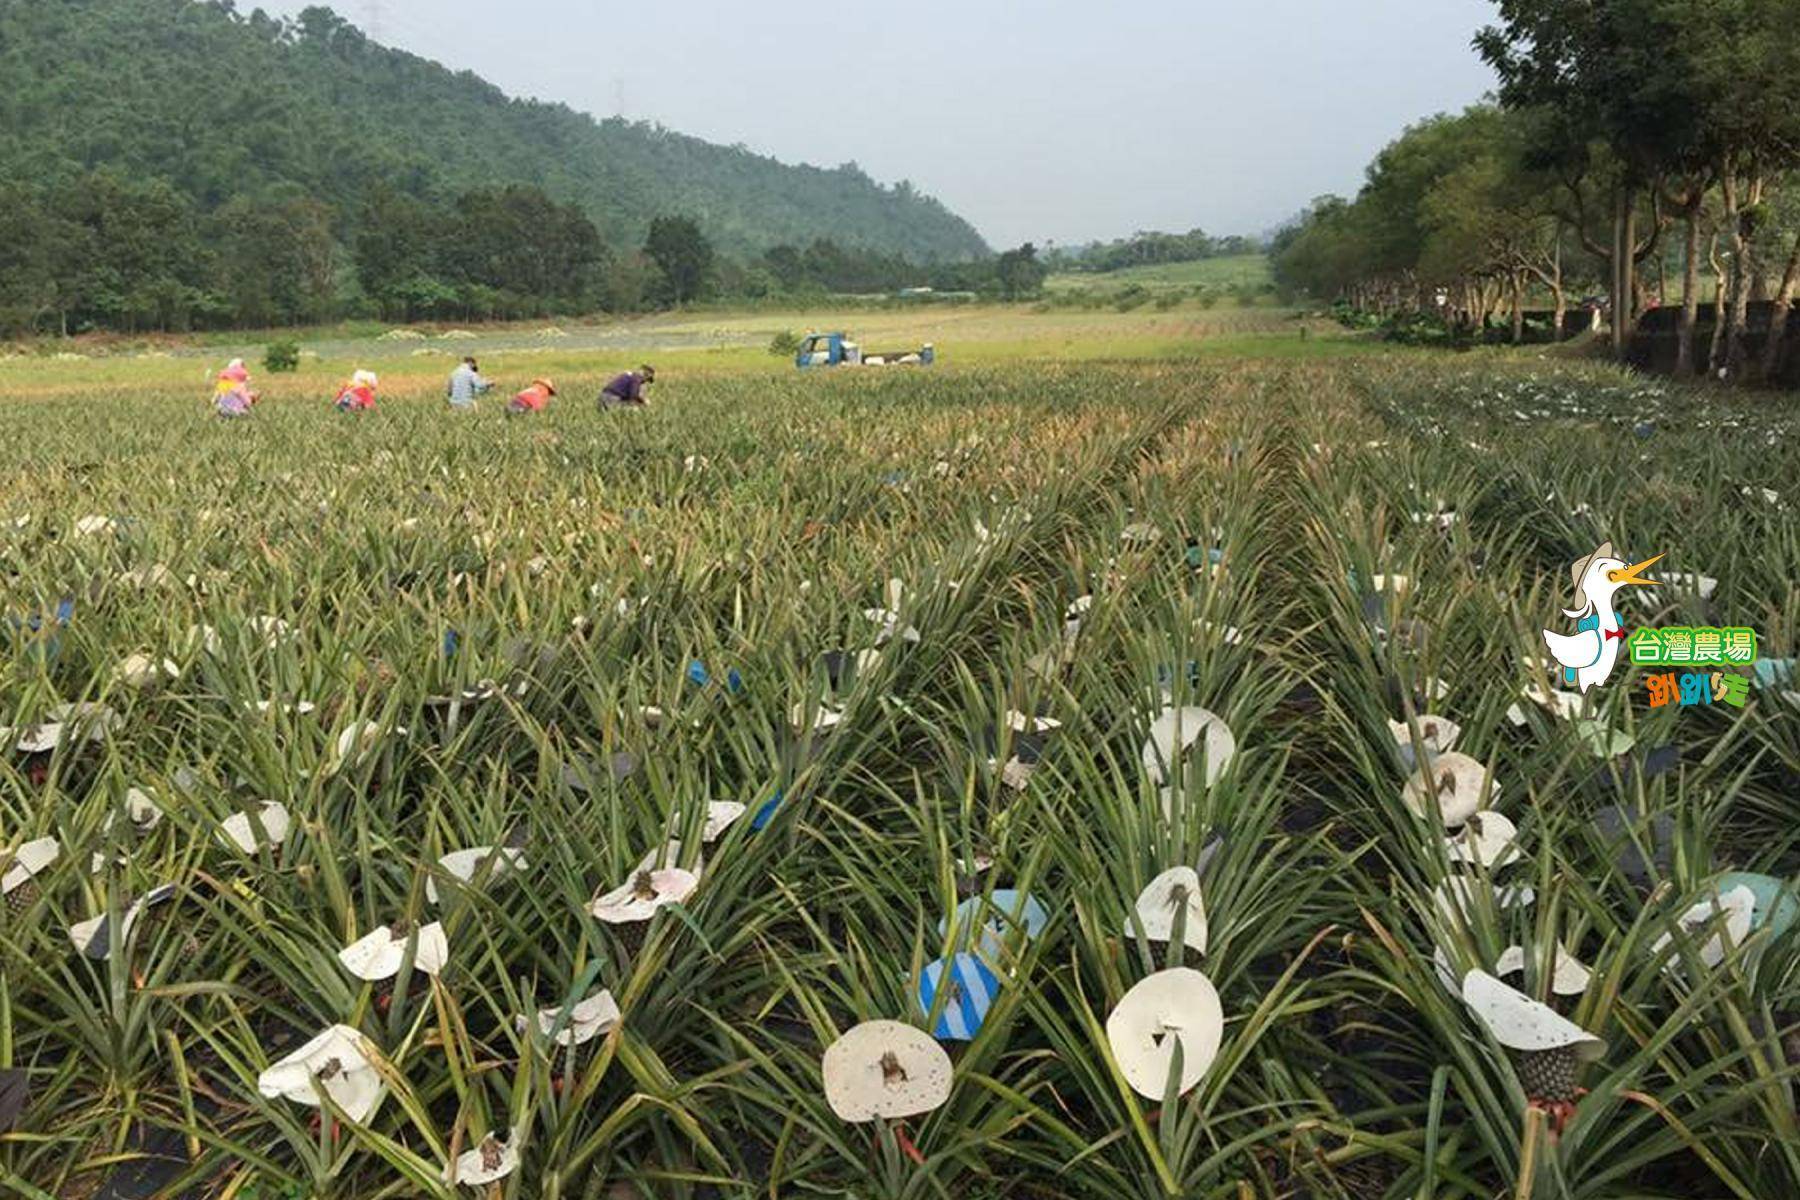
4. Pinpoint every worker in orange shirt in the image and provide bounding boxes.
[508,378,555,415]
